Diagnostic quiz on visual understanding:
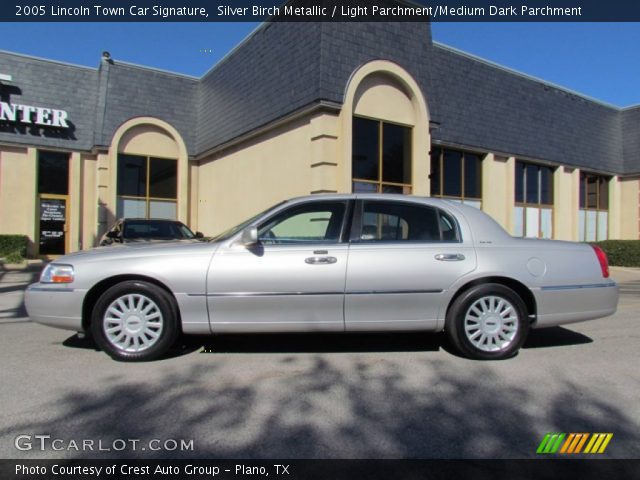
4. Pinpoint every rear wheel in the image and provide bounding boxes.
[446,283,529,360]
[91,281,179,361]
